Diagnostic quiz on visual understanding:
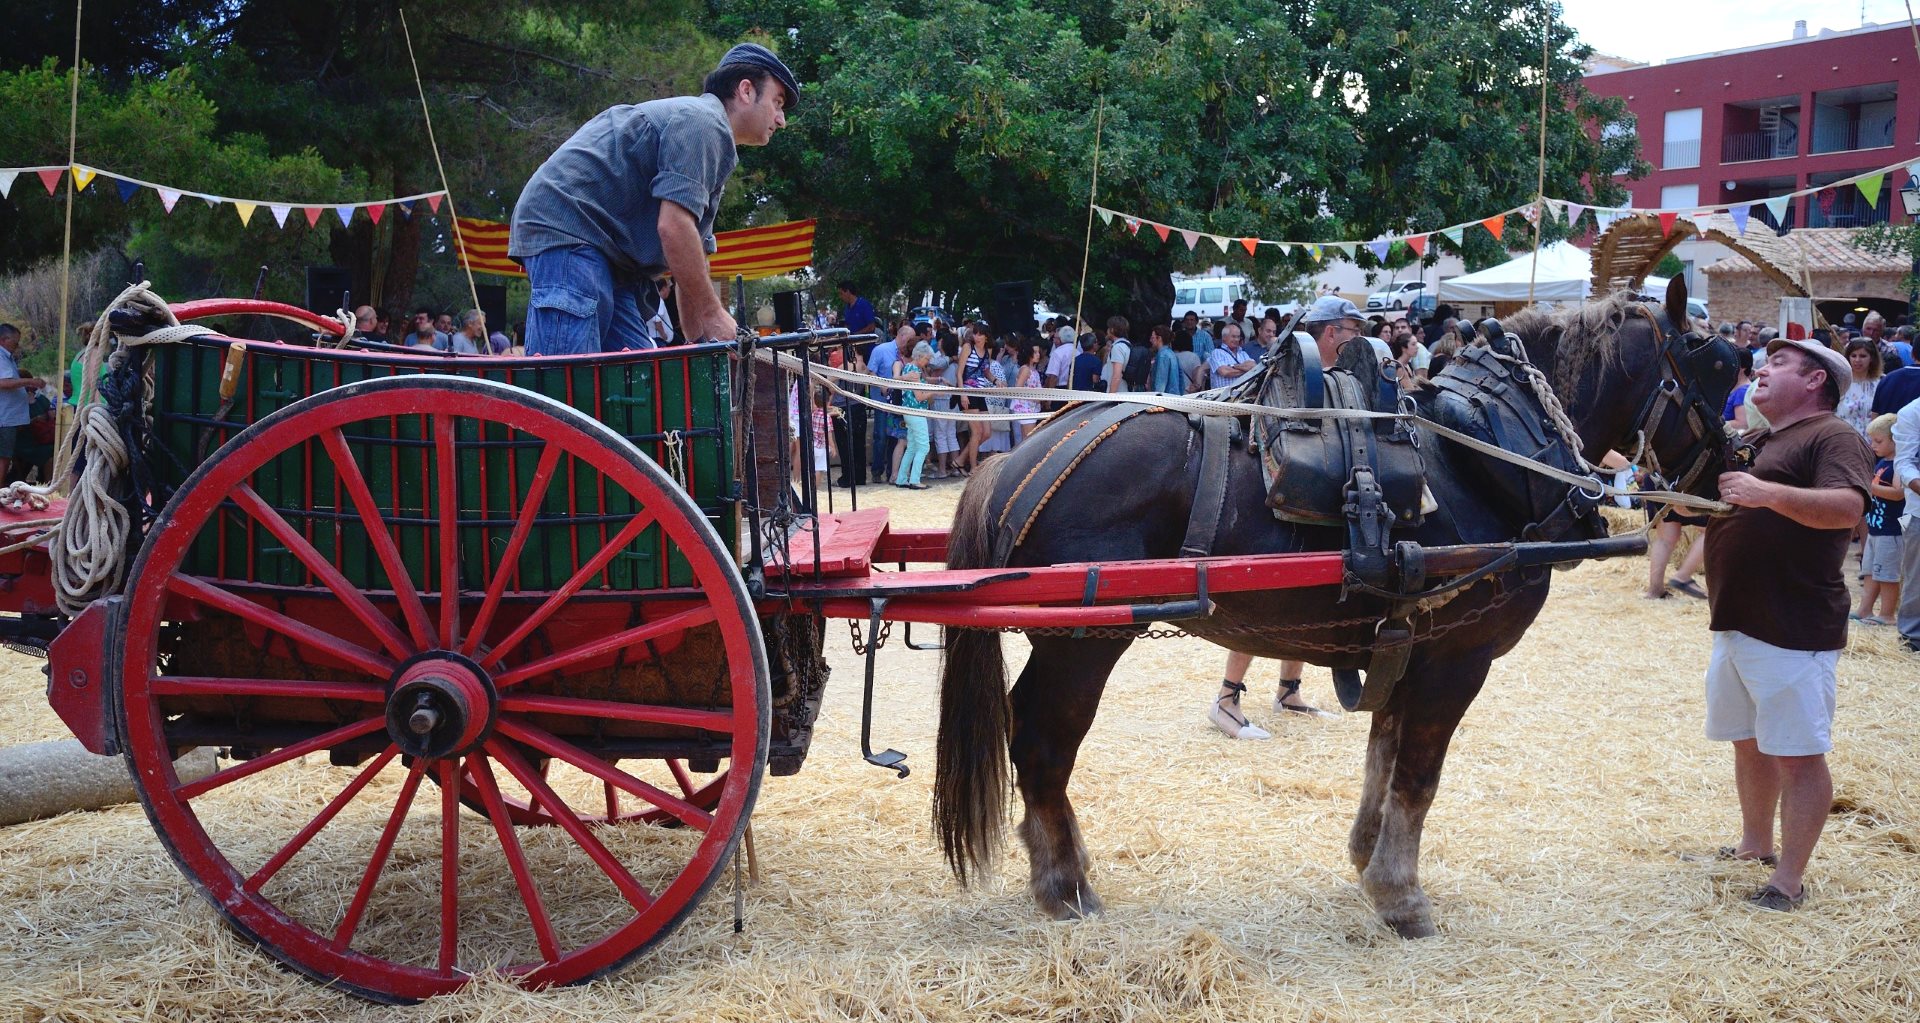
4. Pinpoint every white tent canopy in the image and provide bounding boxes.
[1436,241,1591,303]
